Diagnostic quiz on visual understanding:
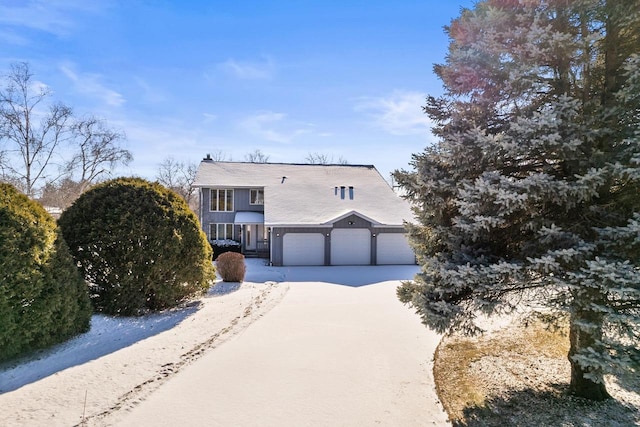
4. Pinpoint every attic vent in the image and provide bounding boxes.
[349,186,354,200]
